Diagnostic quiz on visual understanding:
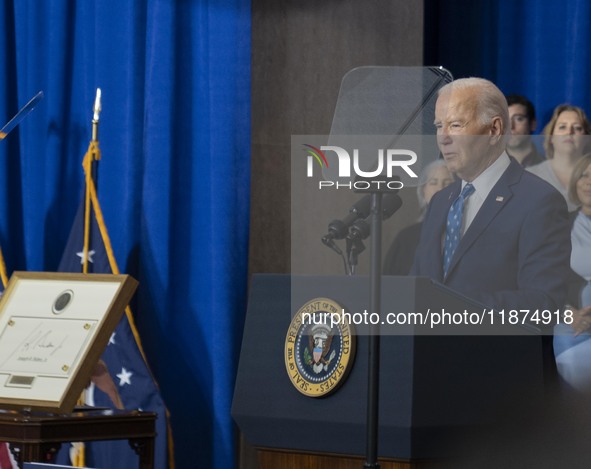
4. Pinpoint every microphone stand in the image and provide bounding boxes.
[323,235,352,275]
[347,220,368,276]
[364,192,382,469]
